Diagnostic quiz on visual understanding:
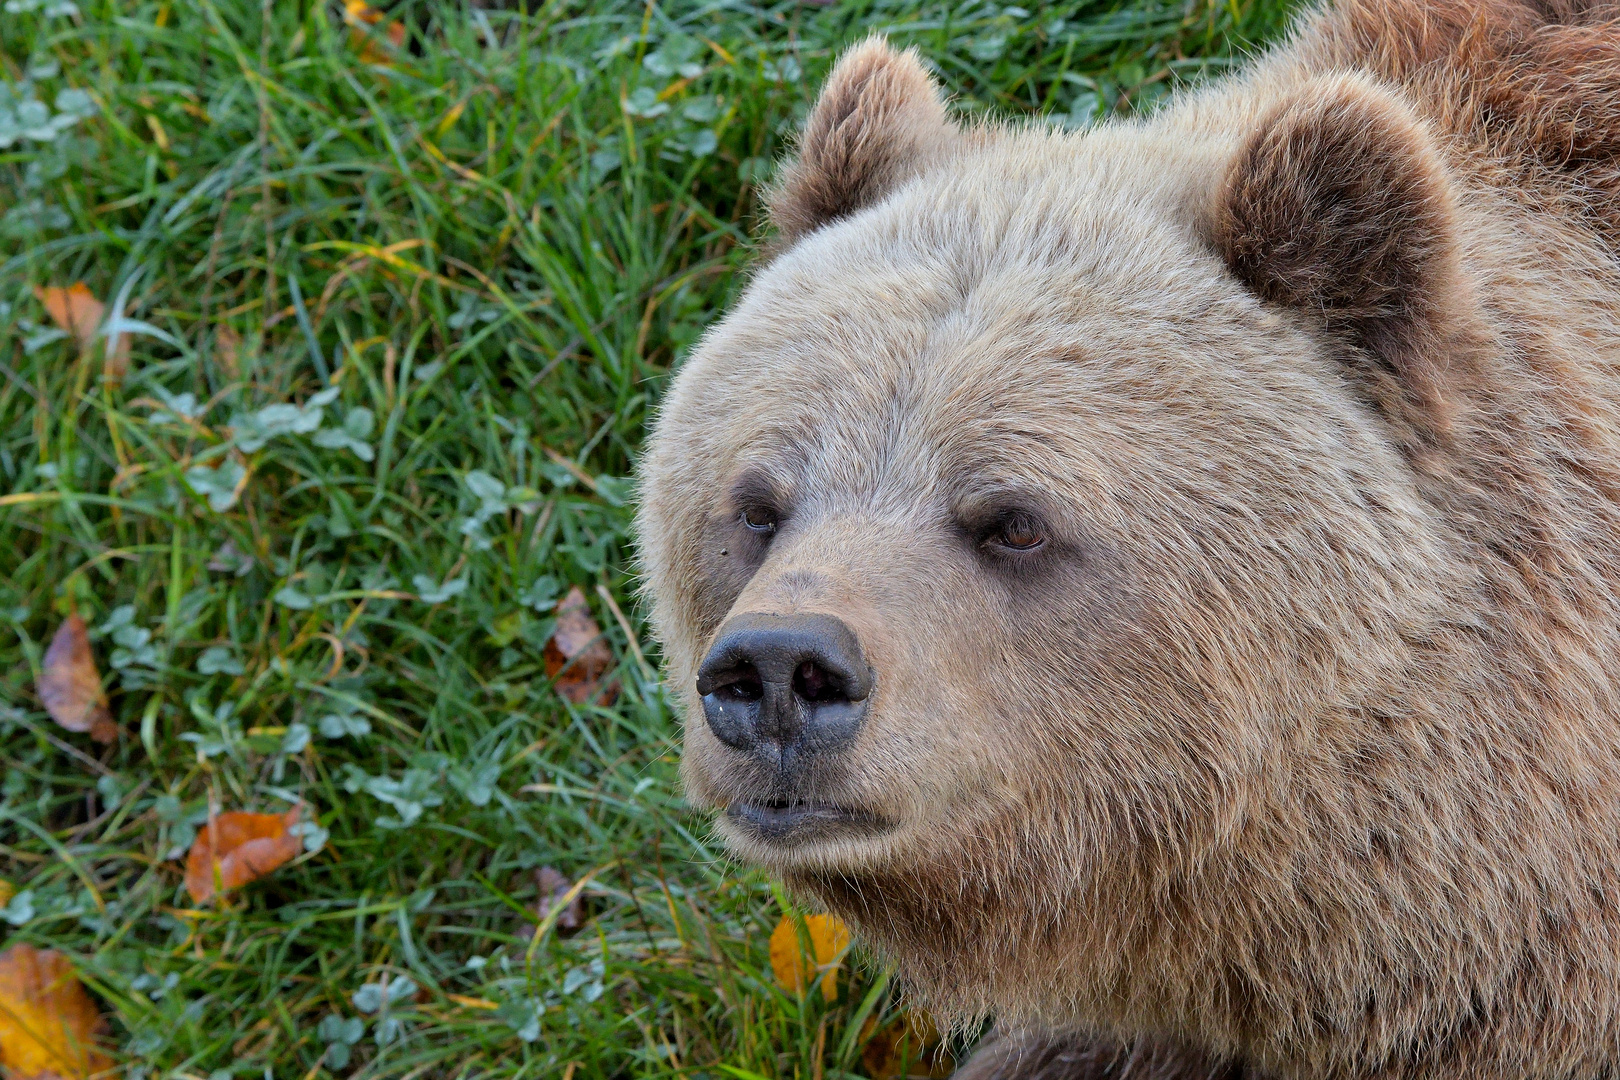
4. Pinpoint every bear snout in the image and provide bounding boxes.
[695,611,874,773]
